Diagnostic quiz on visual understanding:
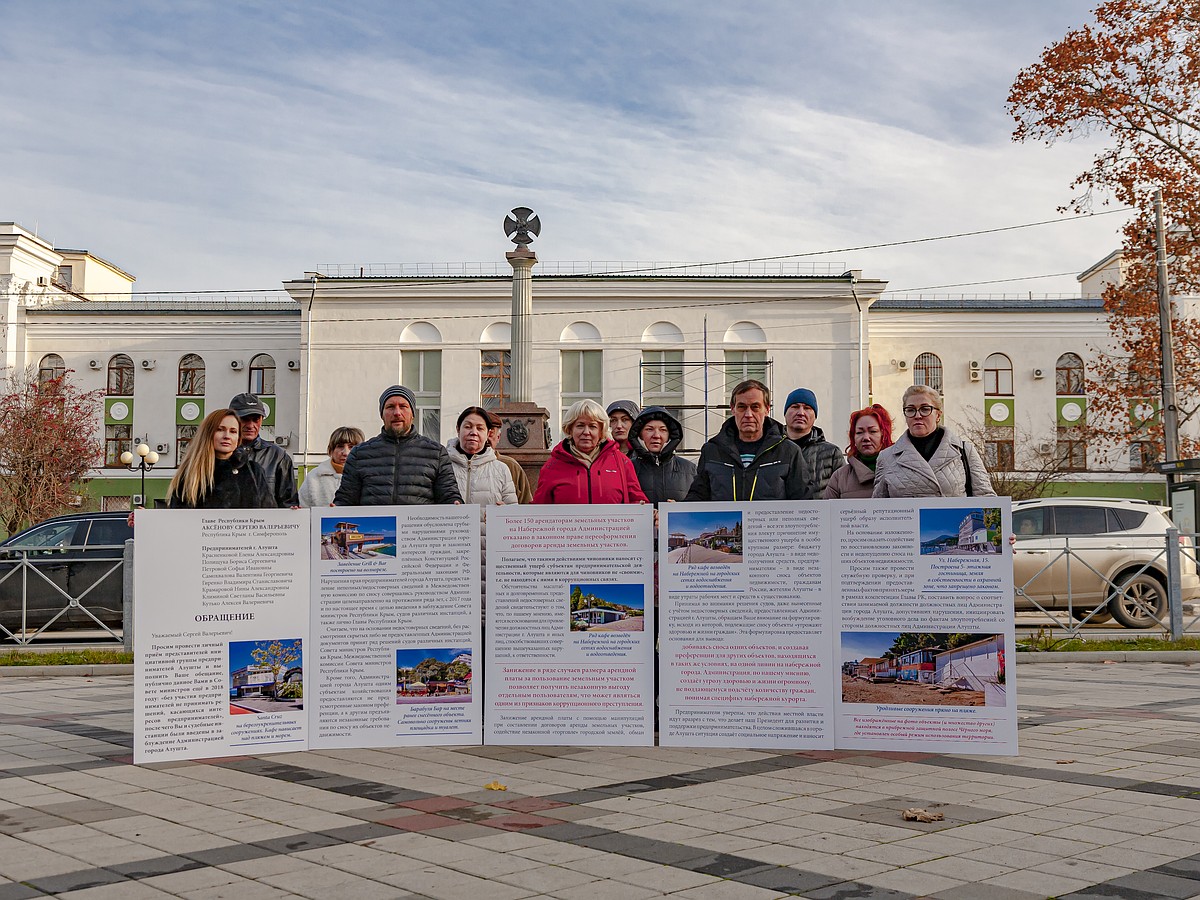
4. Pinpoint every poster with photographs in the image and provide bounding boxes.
[134,509,311,763]
[485,505,656,746]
